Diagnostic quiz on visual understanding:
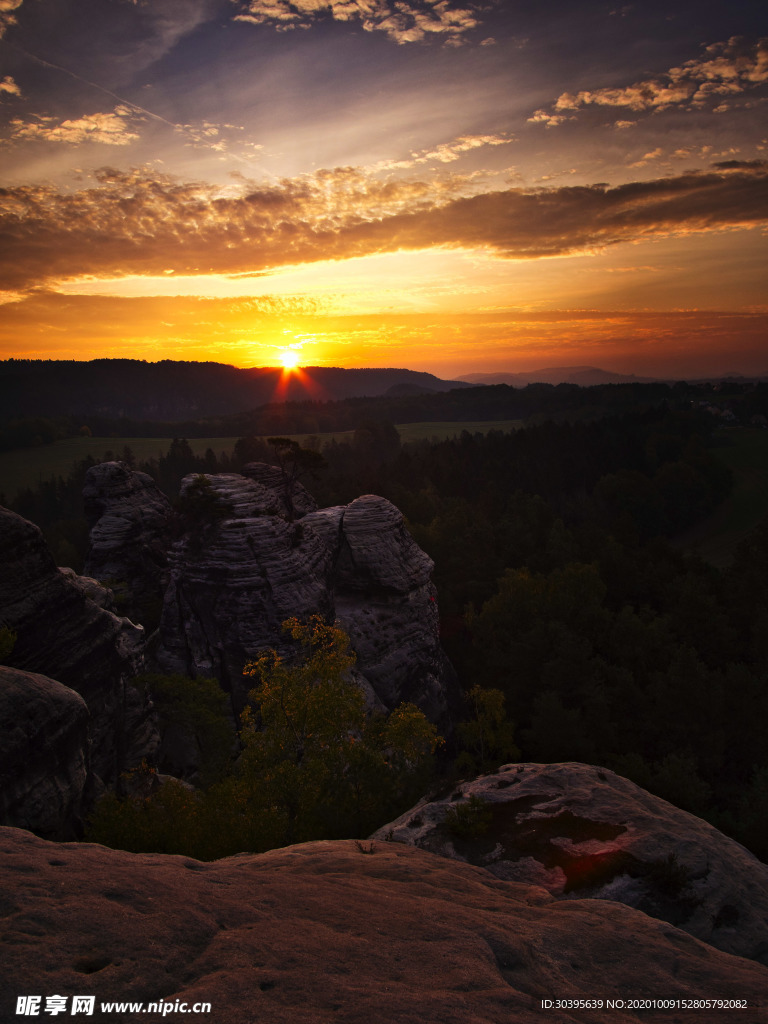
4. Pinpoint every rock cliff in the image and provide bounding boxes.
[83,461,174,624]
[0,667,89,839]
[372,762,768,967]
[1,827,766,1023]
[0,506,157,788]
[151,471,457,725]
